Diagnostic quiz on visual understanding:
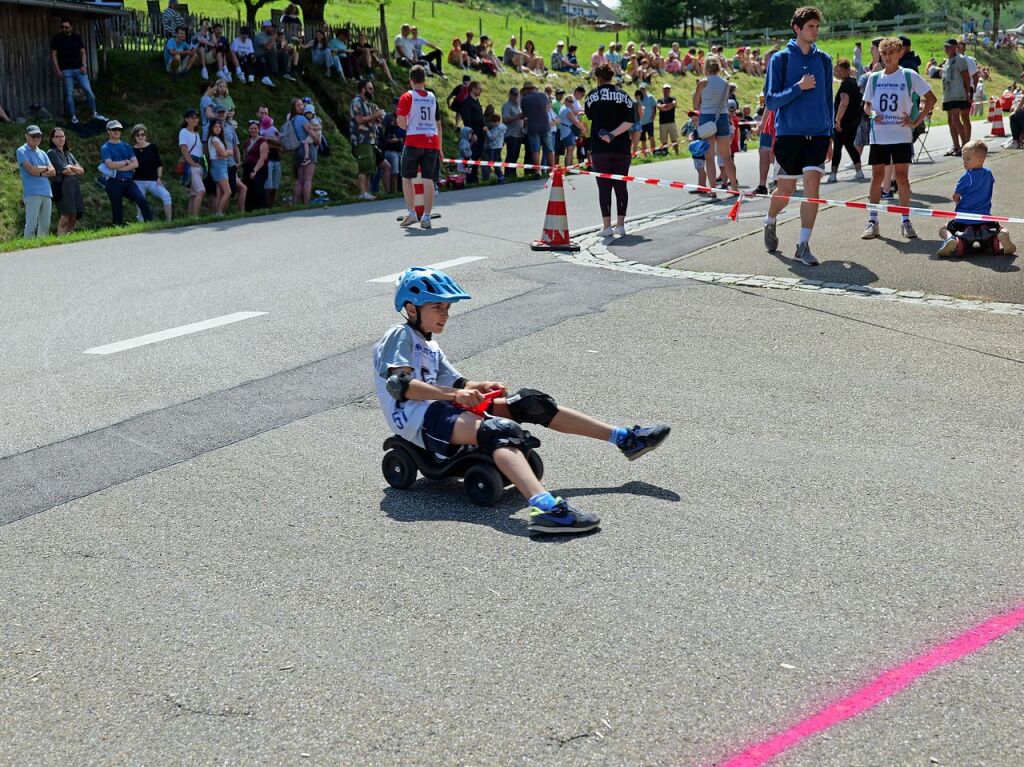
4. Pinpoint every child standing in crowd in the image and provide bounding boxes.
[375,267,670,535]
[936,140,1016,256]
[688,130,709,192]
[483,112,506,183]
[457,126,474,173]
